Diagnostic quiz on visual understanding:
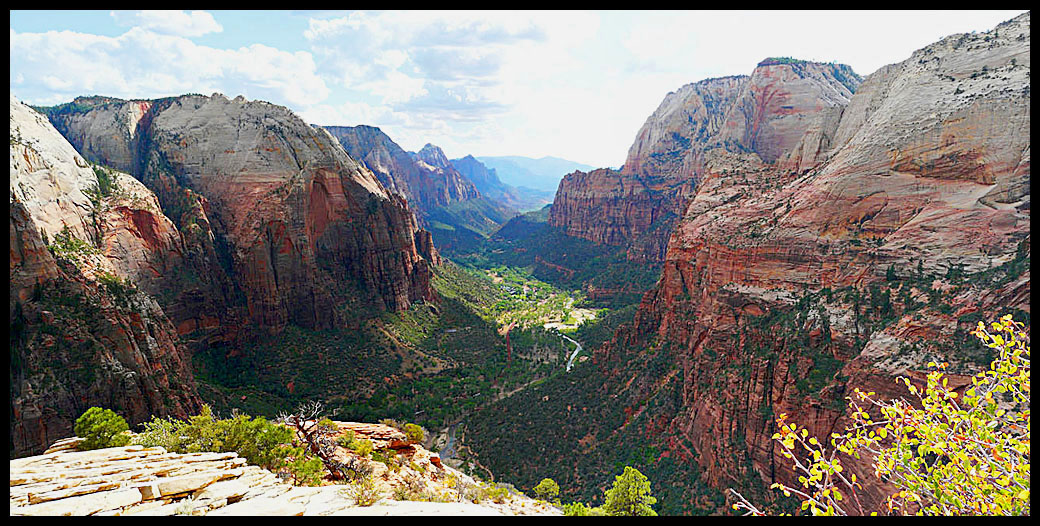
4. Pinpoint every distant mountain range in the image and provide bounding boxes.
[475,155,596,193]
